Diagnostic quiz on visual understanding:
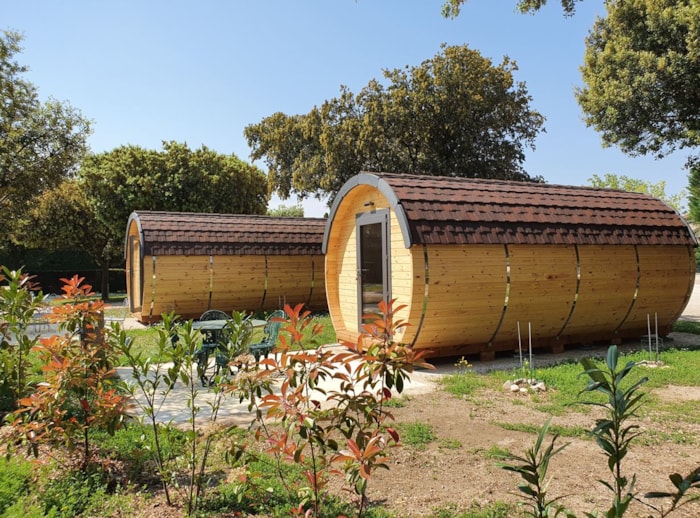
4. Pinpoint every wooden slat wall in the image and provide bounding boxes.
[209,255,266,312]
[562,245,637,340]
[125,219,143,313]
[266,255,321,310]
[491,245,577,346]
[324,182,696,357]
[410,245,507,349]
[325,184,415,345]
[327,204,356,343]
[617,245,695,336]
[134,252,155,322]
[136,252,328,322]
[388,205,414,344]
[150,255,211,319]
